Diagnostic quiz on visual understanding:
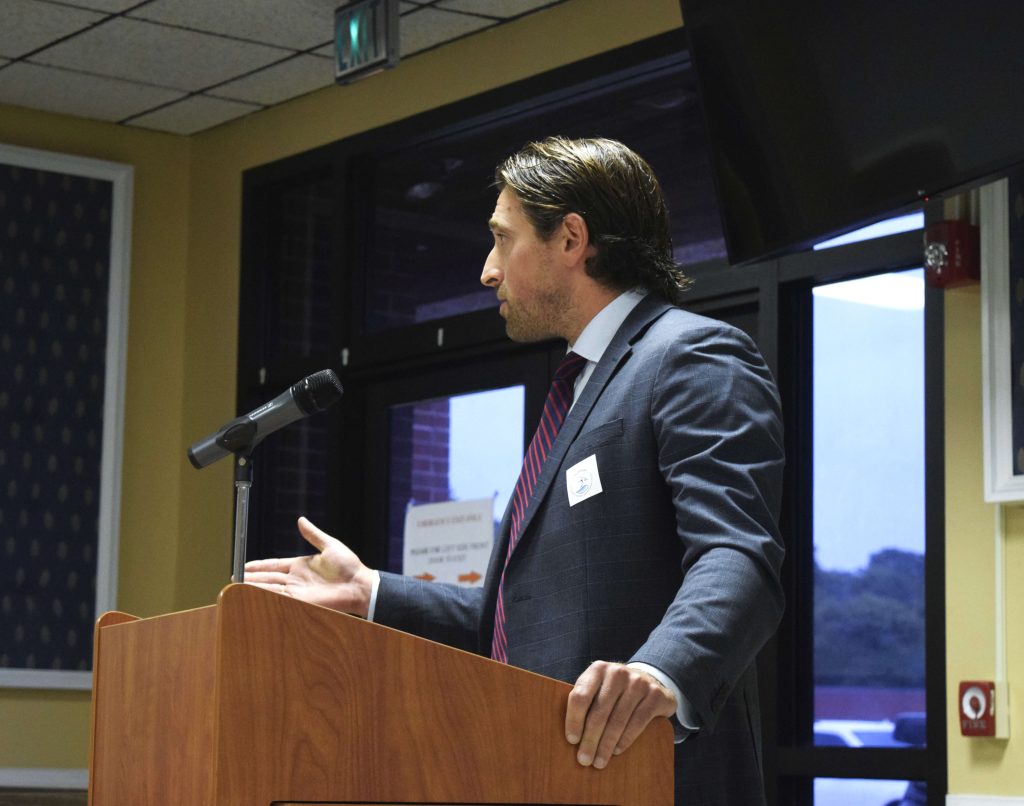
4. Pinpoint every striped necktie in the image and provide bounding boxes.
[490,351,588,663]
